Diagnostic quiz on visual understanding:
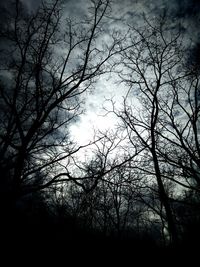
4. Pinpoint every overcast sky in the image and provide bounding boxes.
[67,0,200,145]
[1,0,199,146]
